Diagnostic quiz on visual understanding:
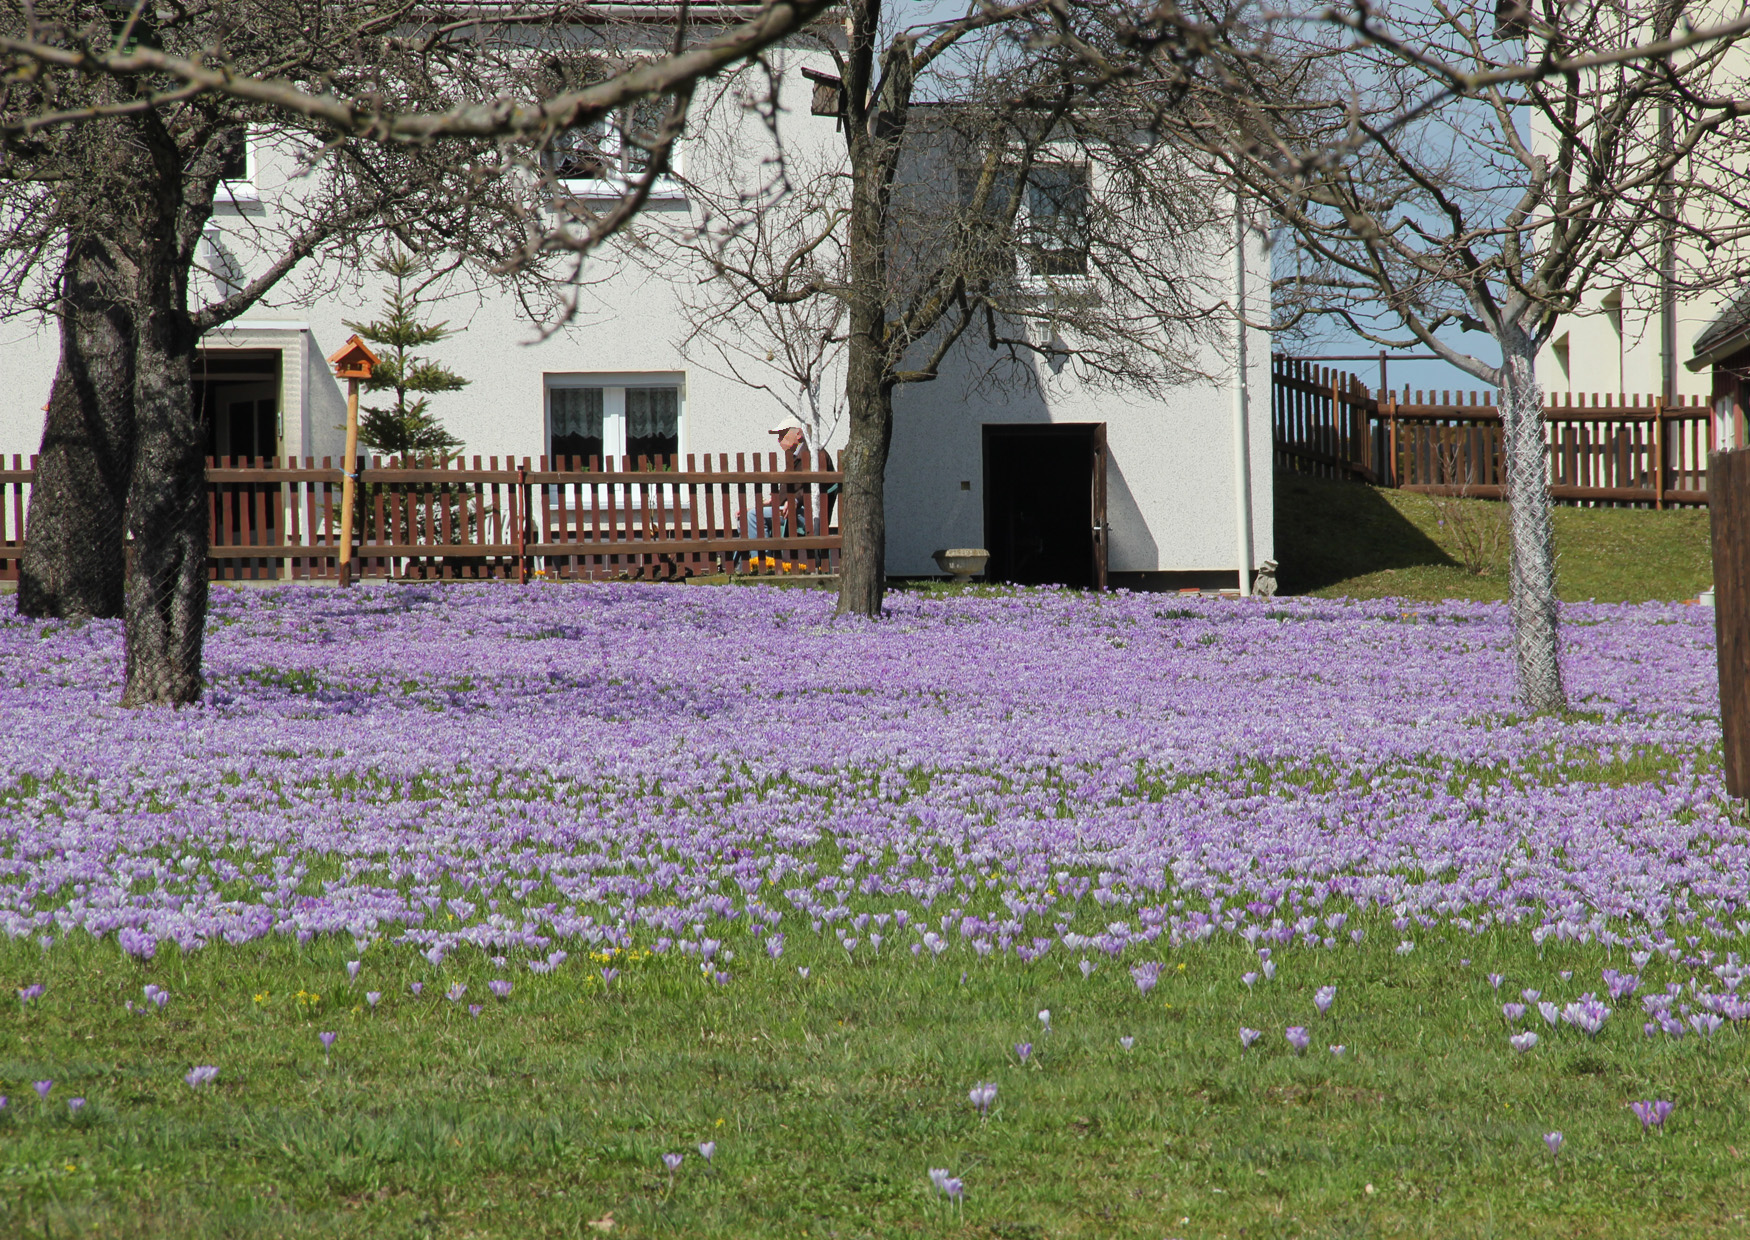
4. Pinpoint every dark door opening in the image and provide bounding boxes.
[196,350,282,463]
[983,423,1107,589]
